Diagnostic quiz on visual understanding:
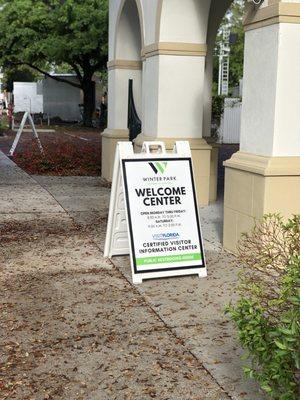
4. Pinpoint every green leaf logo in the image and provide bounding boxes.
[149,162,168,174]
